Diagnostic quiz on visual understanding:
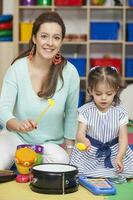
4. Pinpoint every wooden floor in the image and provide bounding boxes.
[0,181,104,200]
[0,180,133,200]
